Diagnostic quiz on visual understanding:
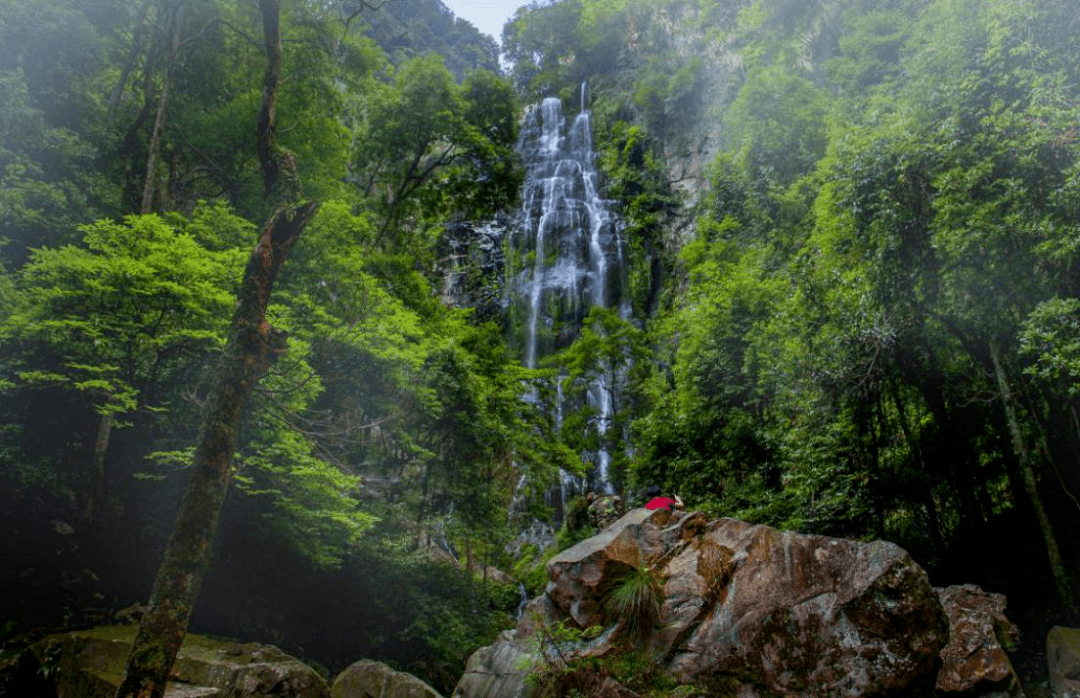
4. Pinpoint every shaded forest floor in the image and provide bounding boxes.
[1002,590,1060,698]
